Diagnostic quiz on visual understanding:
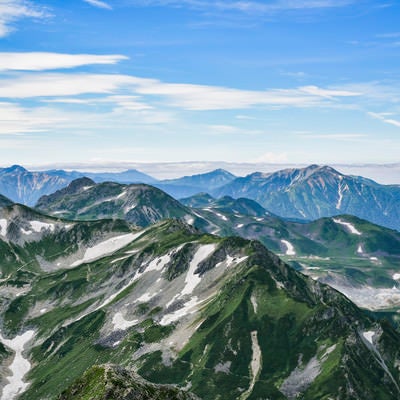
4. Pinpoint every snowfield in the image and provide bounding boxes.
[281,240,296,256]
[0,219,7,236]
[112,312,138,331]
[239,331,261,400]
[30,221,55,233]
[160,297,201,326]
[333,218,362,235]
[71,232,143,267]
[0,330,35,400]
[180,244,216,297]
[362,331,375,345]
